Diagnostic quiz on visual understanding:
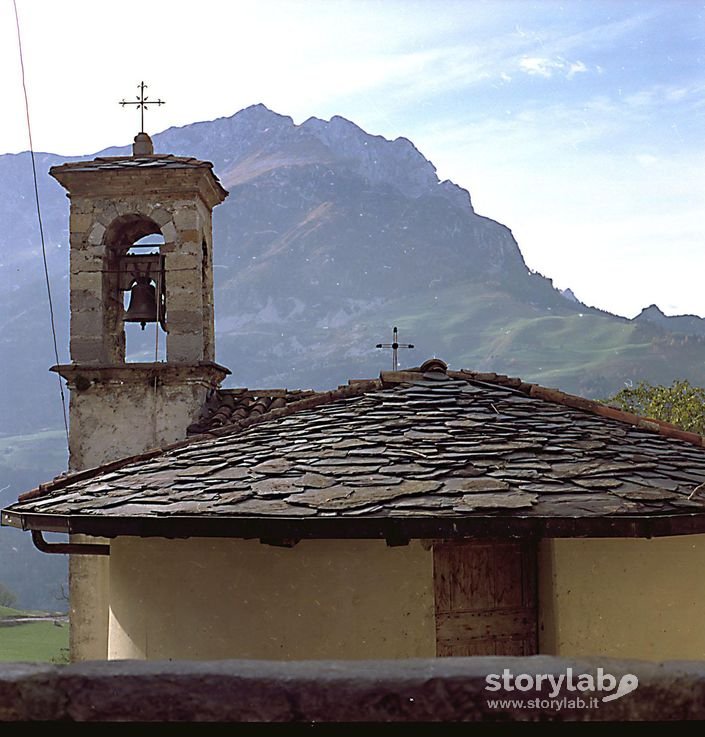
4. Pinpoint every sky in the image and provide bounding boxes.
[1,0,703,318]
